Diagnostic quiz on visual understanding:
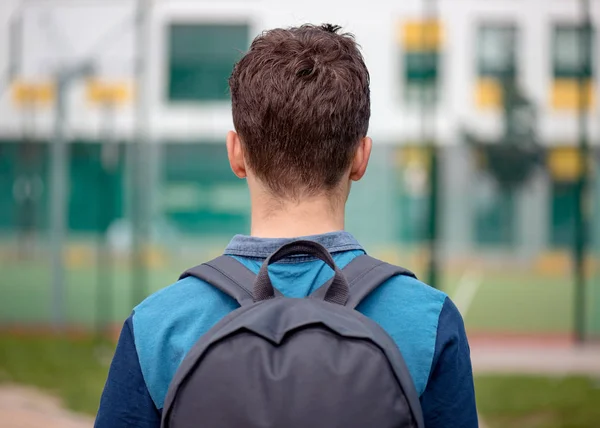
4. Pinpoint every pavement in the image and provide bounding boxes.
[0,385,93,428]
[471,342,600,376]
